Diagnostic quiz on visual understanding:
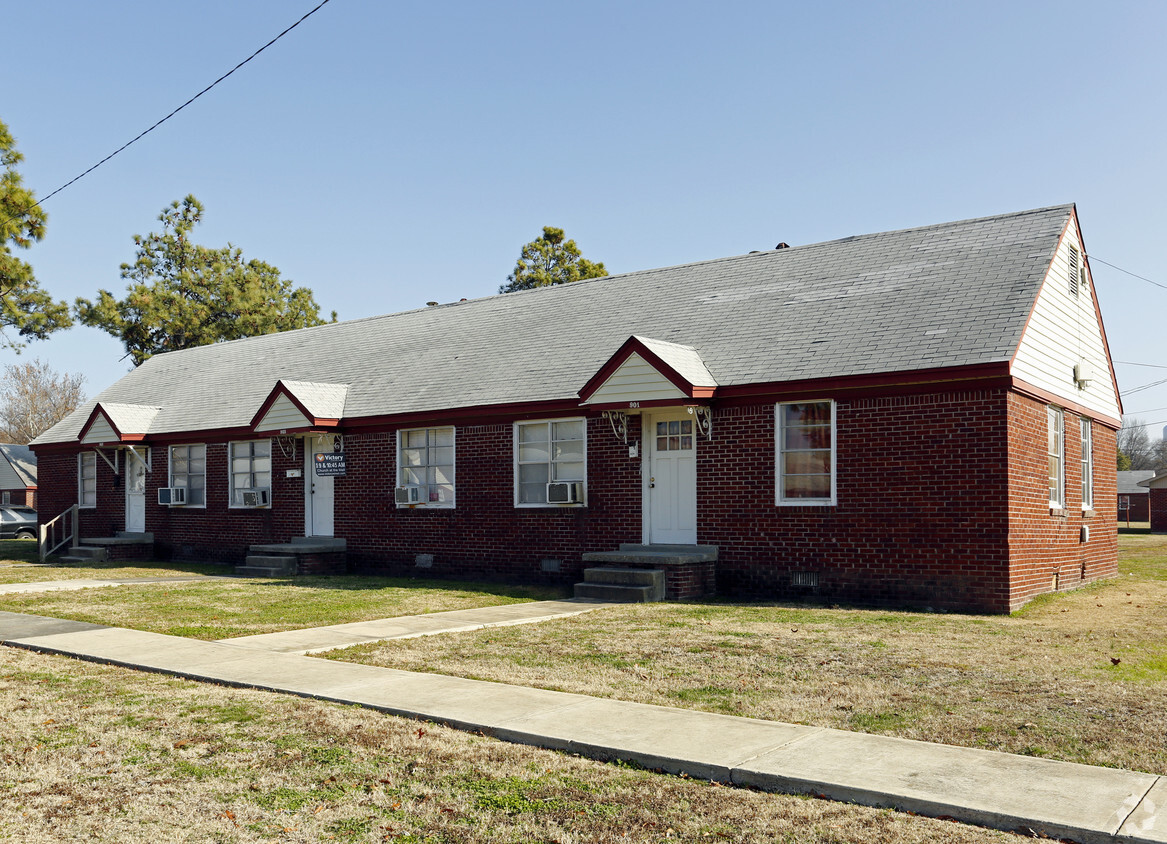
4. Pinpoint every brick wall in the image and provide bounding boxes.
[1005,393,1118,611]
[1120,493,1150,523]
[703,392,1013,612]
[0,487,35,508]
[30,387,1118,612]
[1151,488,1167,532]
[342,417,642,585]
